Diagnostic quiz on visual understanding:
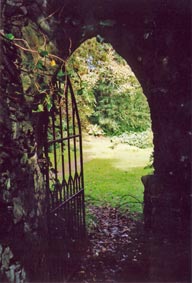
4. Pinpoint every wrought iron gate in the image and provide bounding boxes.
[44,75,86,240]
